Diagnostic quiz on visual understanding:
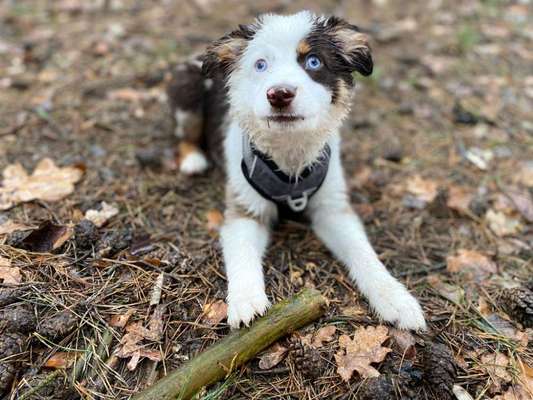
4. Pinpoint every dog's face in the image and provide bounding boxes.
[203,11,372,148]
